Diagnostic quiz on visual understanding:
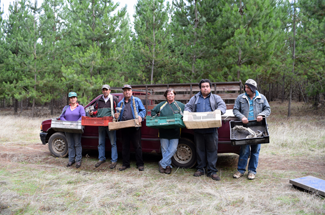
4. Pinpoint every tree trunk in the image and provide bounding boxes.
[20,100,23,115]
[281,73,285,103]
[51,99,54,115]
[288,83,292,117]
[151,7,155,85]
[288,0,296,117]
[191,0,198,76]
[237,0,243,81]
[14,99,18,115]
